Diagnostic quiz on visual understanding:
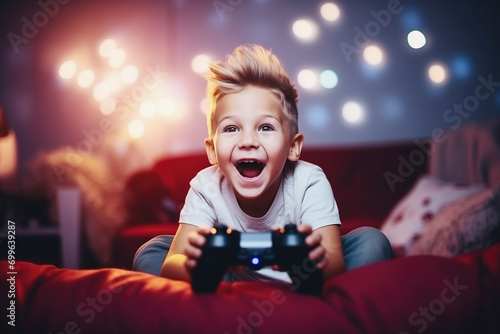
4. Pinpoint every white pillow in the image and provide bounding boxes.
[380,175,484,257]
[409,184,500,257]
